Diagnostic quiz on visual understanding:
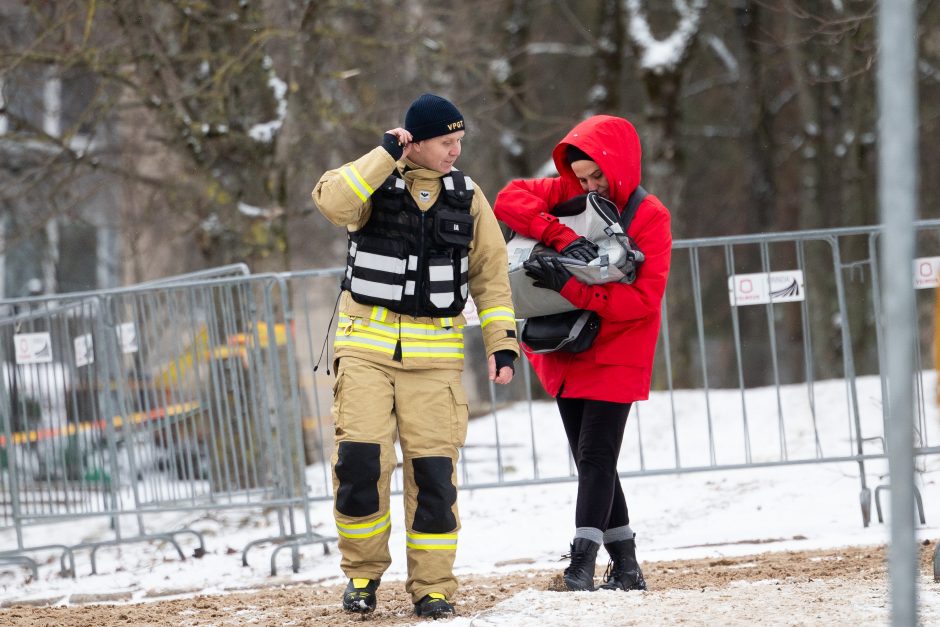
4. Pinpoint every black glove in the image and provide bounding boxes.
[560,237,599,263]
[382,132,404,160]
[523,255,573,293]
[493,349,516,374]
[621,236,645,284]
